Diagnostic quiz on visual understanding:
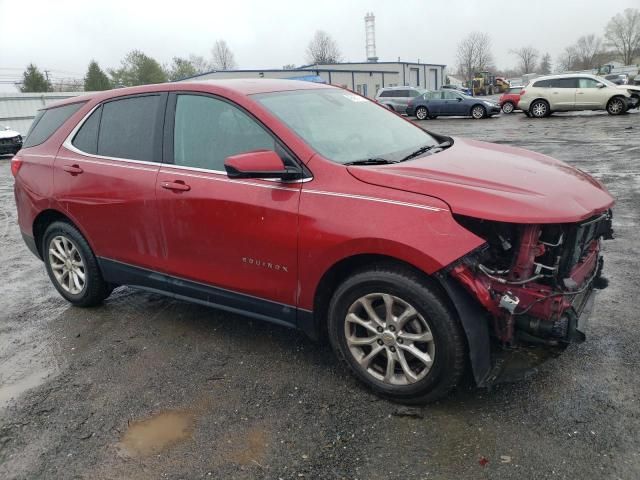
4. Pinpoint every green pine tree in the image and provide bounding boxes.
[20,64,51,92]
[84,60,111,91]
